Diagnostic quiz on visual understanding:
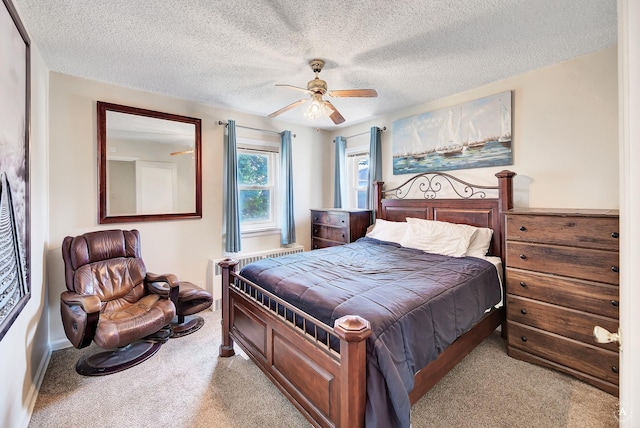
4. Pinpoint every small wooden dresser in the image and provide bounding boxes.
[504,208,620,395]
[310,209,372,249]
